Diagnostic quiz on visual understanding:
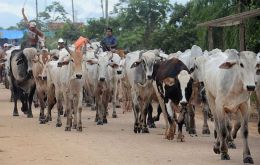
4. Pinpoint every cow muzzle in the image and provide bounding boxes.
[180,101,188,107]
[117,70,122,75]
[28,70,33,77]
[99,77,105,82]
[147,75,152,80]
[76,74,82,79]
[246,85,255,92]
